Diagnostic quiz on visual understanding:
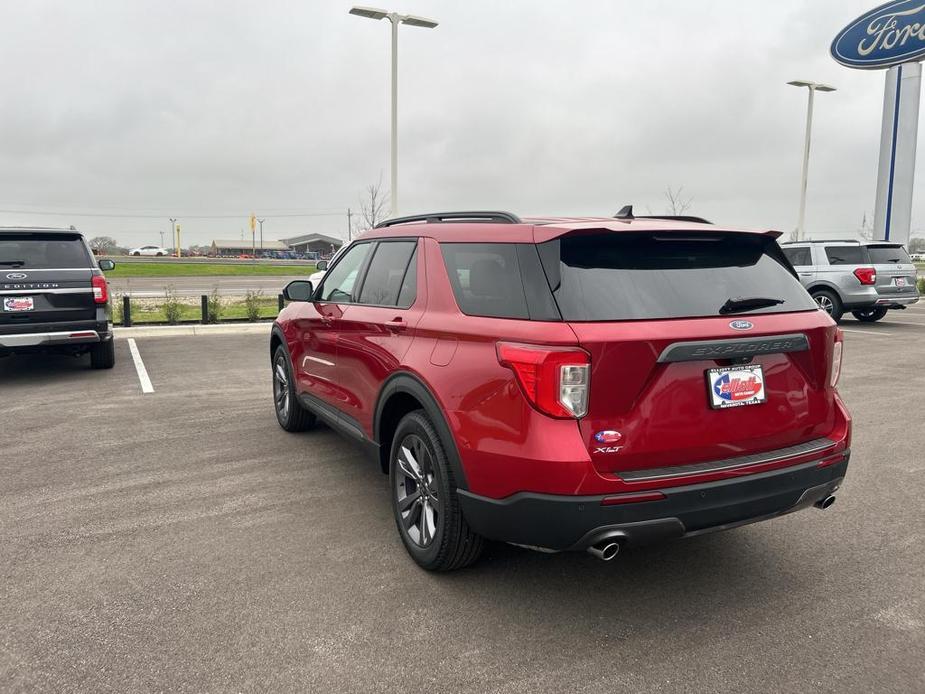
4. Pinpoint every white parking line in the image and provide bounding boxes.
[127,338,155,394]
[841,327,893,336]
